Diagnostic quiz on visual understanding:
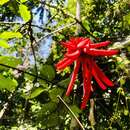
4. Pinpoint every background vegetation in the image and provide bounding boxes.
[0,0,130,129]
